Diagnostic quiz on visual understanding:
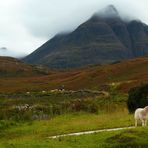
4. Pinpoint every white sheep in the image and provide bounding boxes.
[50,89,58,93]
[134,106,148,127]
